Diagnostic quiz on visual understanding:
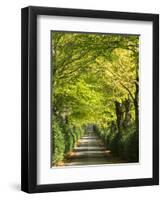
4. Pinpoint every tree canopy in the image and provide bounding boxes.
[52,32,139,165]
[52,32,139,126]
